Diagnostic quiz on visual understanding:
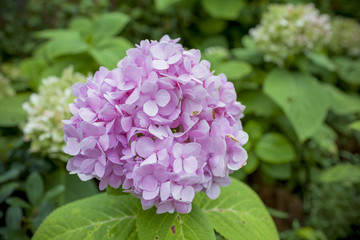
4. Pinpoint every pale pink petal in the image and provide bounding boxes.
[142,175,158,192]
[173,158,183,173]
[143,100,158,117]
[152,60,169,70]
[135,137,155,158]
[143,187,160,200]
[183,142,201,157]
[155,89,171,107]
[79,108,96,122]
[160,181,171,201]
[183,156,198,173]
[168,53,182,64]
